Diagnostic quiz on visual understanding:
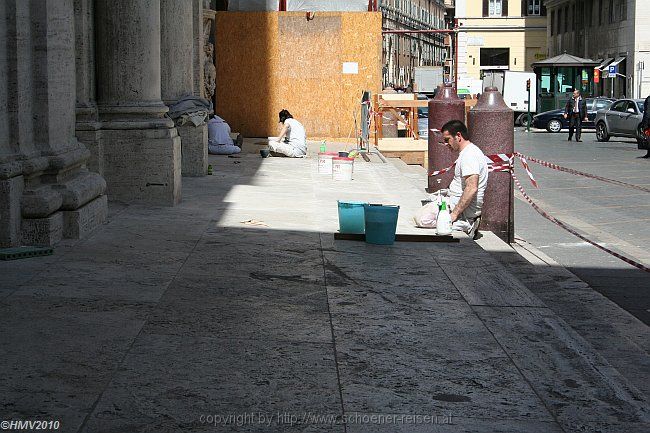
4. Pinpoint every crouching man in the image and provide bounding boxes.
[415,120,488,234]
